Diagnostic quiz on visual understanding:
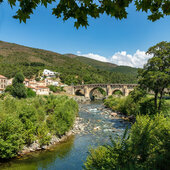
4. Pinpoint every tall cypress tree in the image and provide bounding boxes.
[12,72,27,98]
